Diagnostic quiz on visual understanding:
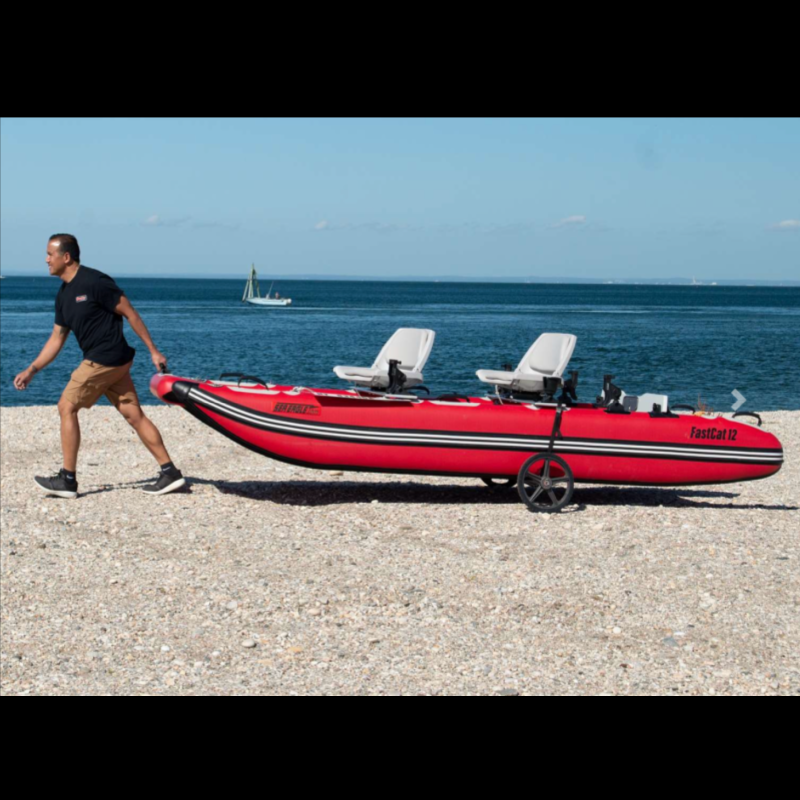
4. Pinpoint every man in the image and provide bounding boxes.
[13,234,186,498]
